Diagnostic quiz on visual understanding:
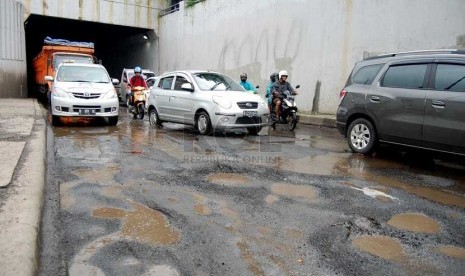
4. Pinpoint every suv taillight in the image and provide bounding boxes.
[339,89,347,101]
